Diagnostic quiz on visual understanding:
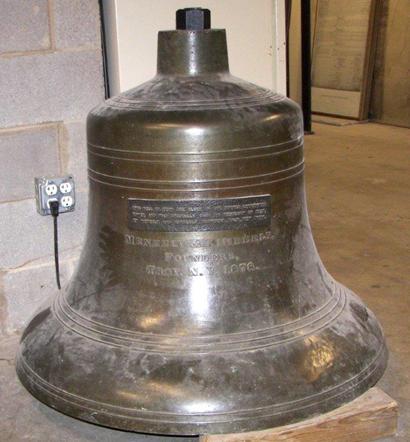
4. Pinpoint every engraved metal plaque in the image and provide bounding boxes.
[128,195,272,232]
